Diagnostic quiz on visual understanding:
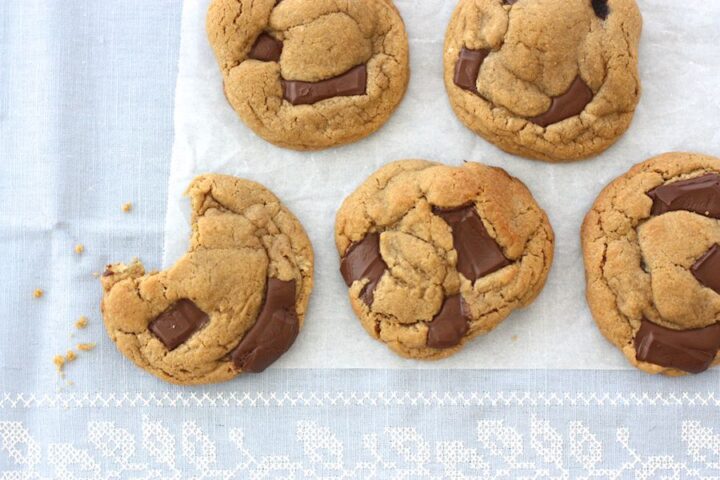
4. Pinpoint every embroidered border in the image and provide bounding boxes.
[2,417,720,478]
[1,391,718,408]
